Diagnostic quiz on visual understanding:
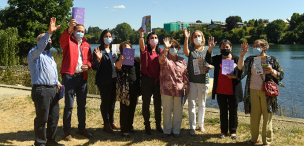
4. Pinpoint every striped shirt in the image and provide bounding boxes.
[27,33,60,86]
